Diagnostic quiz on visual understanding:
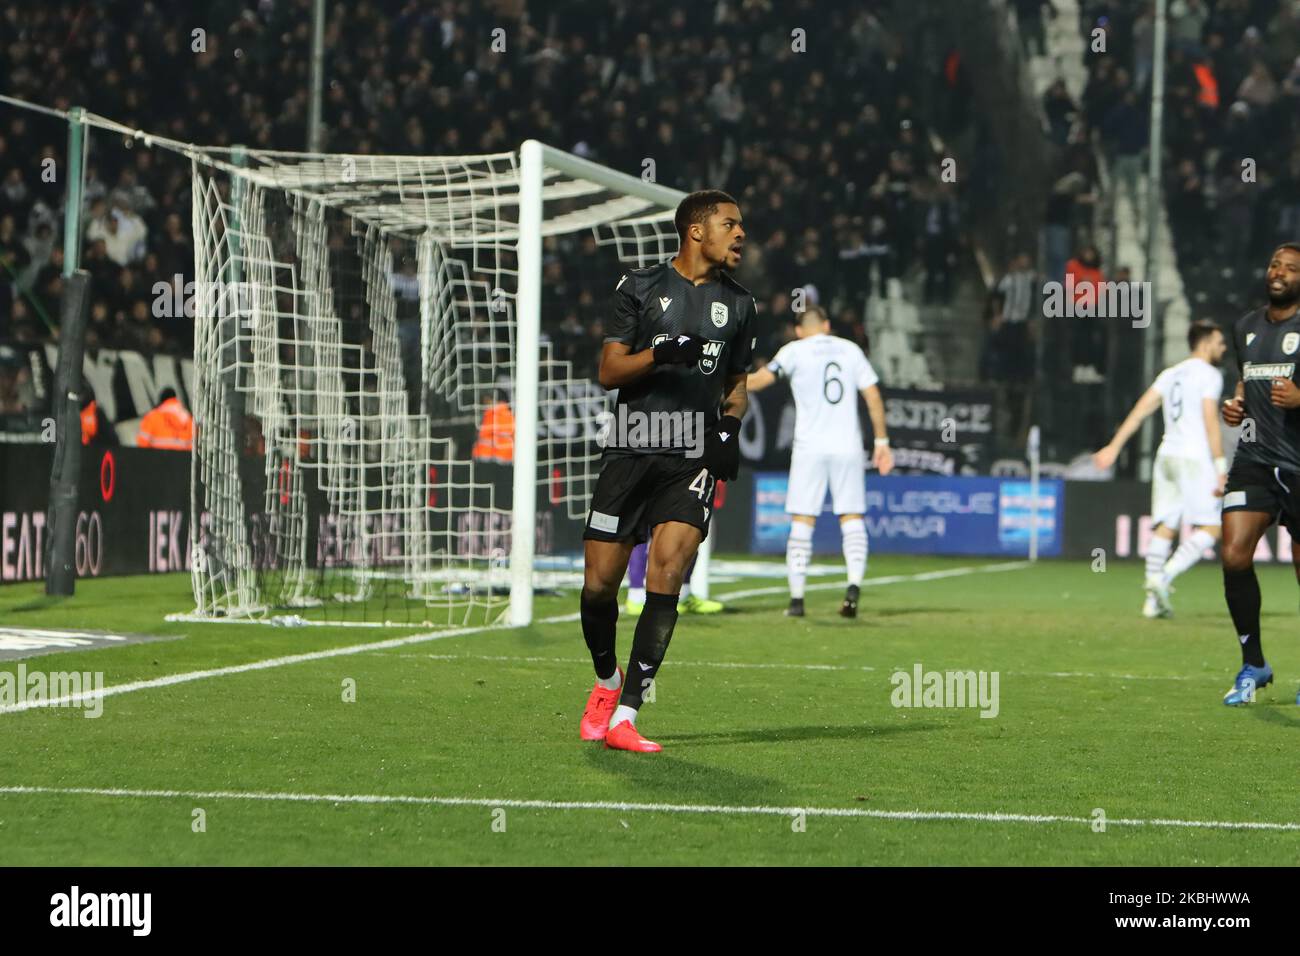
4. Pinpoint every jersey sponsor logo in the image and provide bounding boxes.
[1242,362,1296,380]
[711,302,728,328]
[652,334,725,375]
[1284,332,1299,355]
[698,339,724,375]
[1246,332,1257,347]
[658,296,672,313]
